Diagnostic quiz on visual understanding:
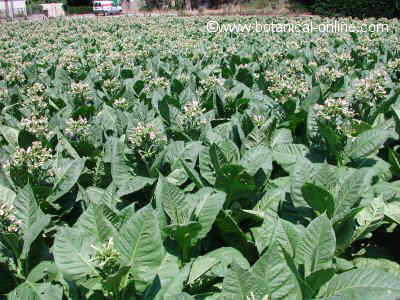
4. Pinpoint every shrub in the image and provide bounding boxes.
[311,0,400,18]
